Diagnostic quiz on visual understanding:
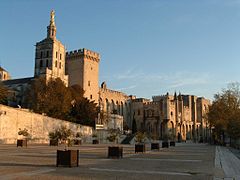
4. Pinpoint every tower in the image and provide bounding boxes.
[66,49,100,102]
[34,10,68,85]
